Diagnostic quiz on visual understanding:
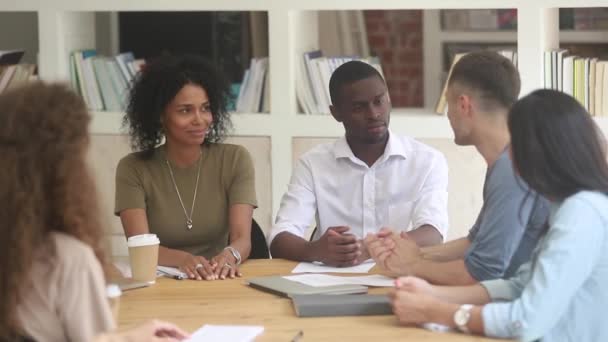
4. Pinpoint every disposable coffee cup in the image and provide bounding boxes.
[127,234,160,284]
[106,284,122,323]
